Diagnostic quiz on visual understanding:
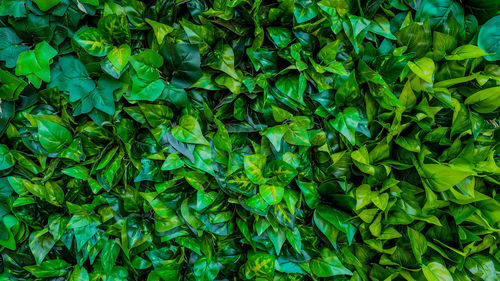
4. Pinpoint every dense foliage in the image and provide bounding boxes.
[0,0,499,280]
